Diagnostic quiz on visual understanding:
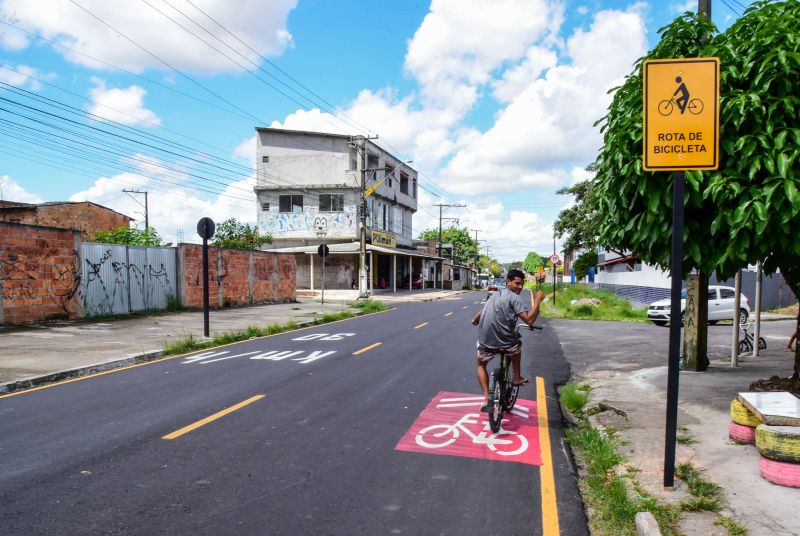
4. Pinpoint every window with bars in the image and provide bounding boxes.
[412,178,417,199]
[319,194,344,212]
[279,195,303,213]
[261,203,270,212]
[400,173,409,195]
